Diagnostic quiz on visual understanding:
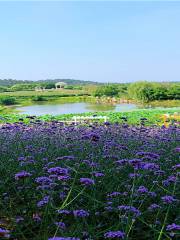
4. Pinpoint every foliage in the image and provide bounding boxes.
[32,96,47,101]
[83,85,98,95]
[94,84,119,97]
[128,81,180,102]
[11,83,37,91]
[64,85,83,90]
[167,84,180,99]
[0,96,16,105]
[0,86,8,92]
[117,84,129,96]
[39,83,56,89]
[128,81,155,102]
